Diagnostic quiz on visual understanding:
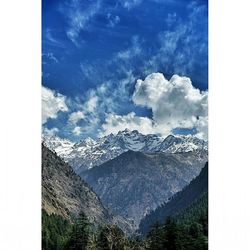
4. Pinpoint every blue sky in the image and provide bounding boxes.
[42,0,208,141]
